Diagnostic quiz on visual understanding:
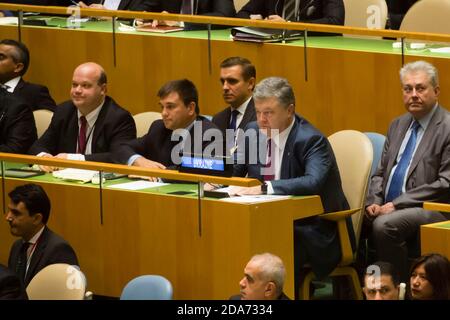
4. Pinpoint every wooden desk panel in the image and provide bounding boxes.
[0,178,323,299]
[421,221,450,260]
[1,25,448,136]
